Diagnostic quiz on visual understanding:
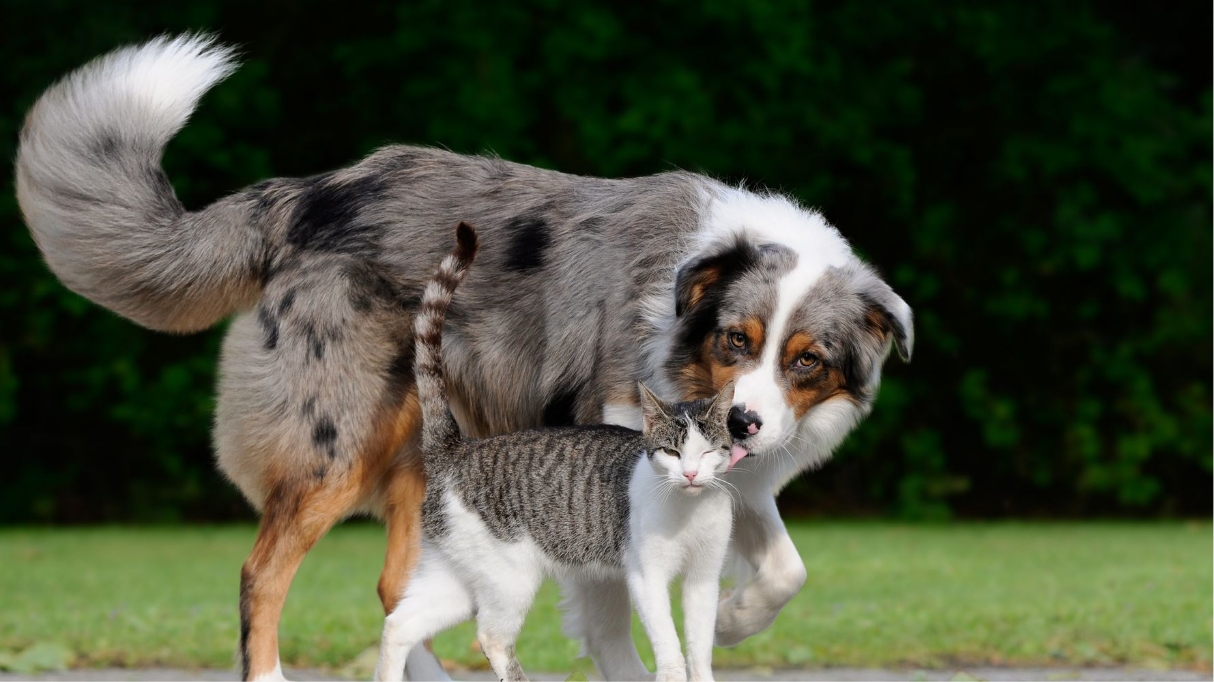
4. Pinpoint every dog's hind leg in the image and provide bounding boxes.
[220,264,428,680]
[377,456,449,680]
[377,452,427,614]
[239,477,363,680]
